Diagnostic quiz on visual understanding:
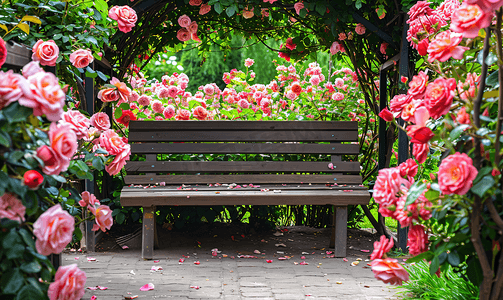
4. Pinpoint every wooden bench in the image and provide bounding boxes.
[120,120,370,259]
